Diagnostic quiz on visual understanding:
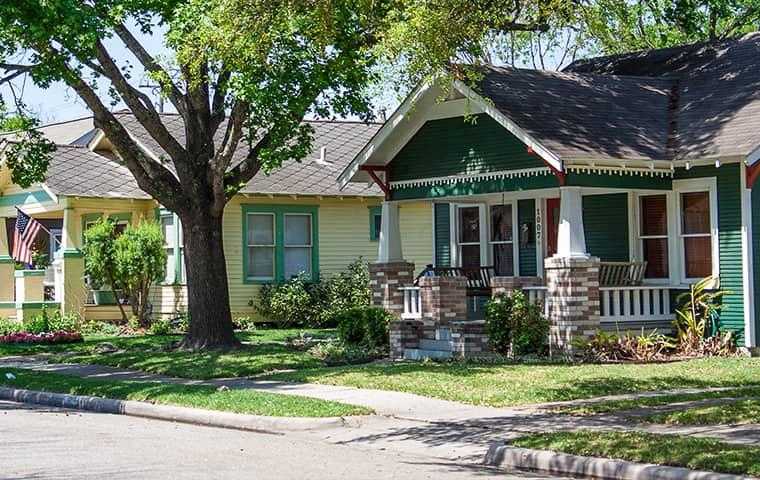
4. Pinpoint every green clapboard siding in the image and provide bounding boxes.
[390,174,558,201]
[567,172,672,190]
[518,199,537,276]
[675,164,745,340]
[389,114,545,182]
[434,203,451,267]
[582,193,629,262]
[753,182,760,346]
